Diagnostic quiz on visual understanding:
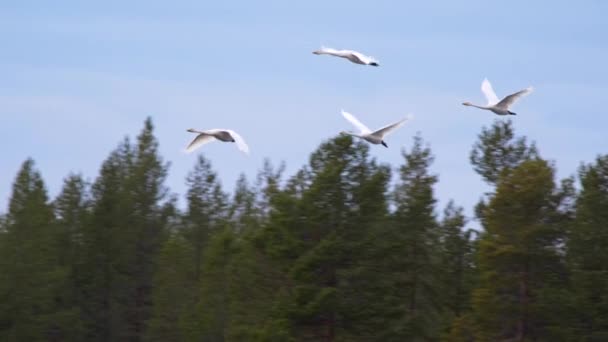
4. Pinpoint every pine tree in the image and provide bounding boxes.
[79,118,169,341]
[277,136,391,340]
[229,174,260,232]
[373,135,442,341]
[80,137,134,341]
[470,119,538,185]
[438,201,477,334]
[52,174,90,341]
[149,154,228,341]
[0,159,69,340]
[123,117,170,341]
[146,234,193,341]
[471,159,569,341]
[568,155,608,340]
[183,155,228,281]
